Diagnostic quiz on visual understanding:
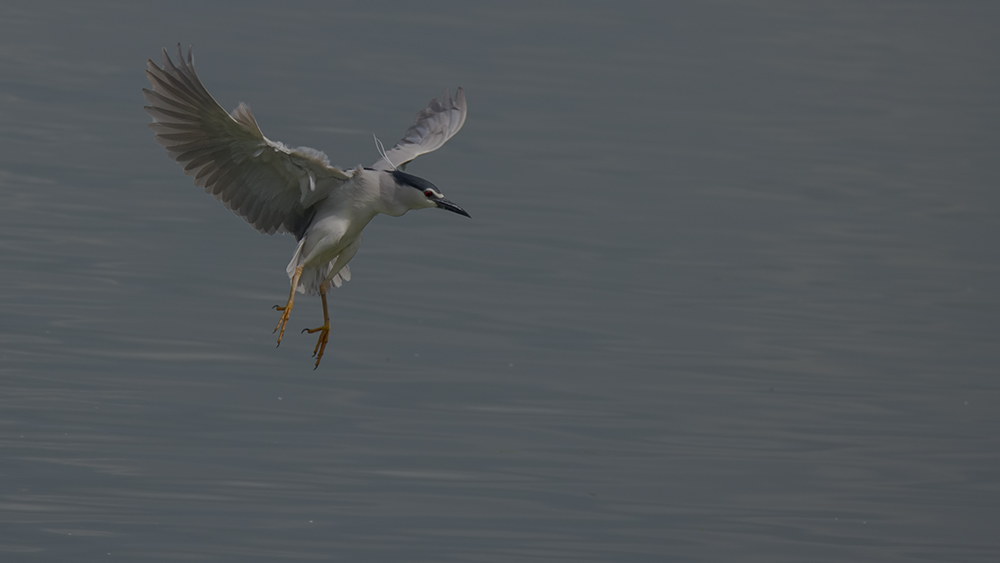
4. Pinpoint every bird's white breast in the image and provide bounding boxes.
[298,170,382,269]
